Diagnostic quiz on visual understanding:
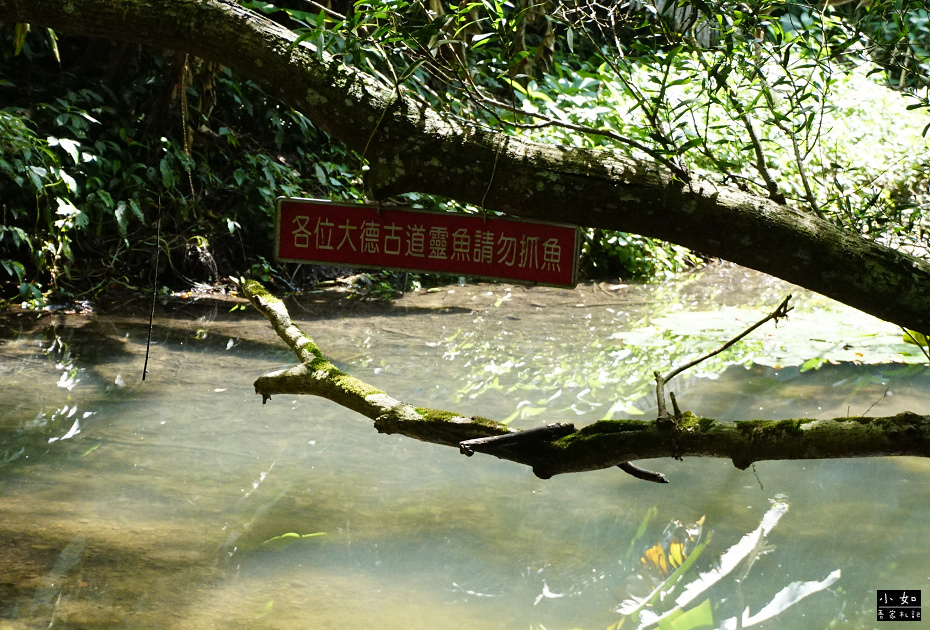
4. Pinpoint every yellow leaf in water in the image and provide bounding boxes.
[642,543,669,576]
[640,515,706,579]
[668,540,685,569]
